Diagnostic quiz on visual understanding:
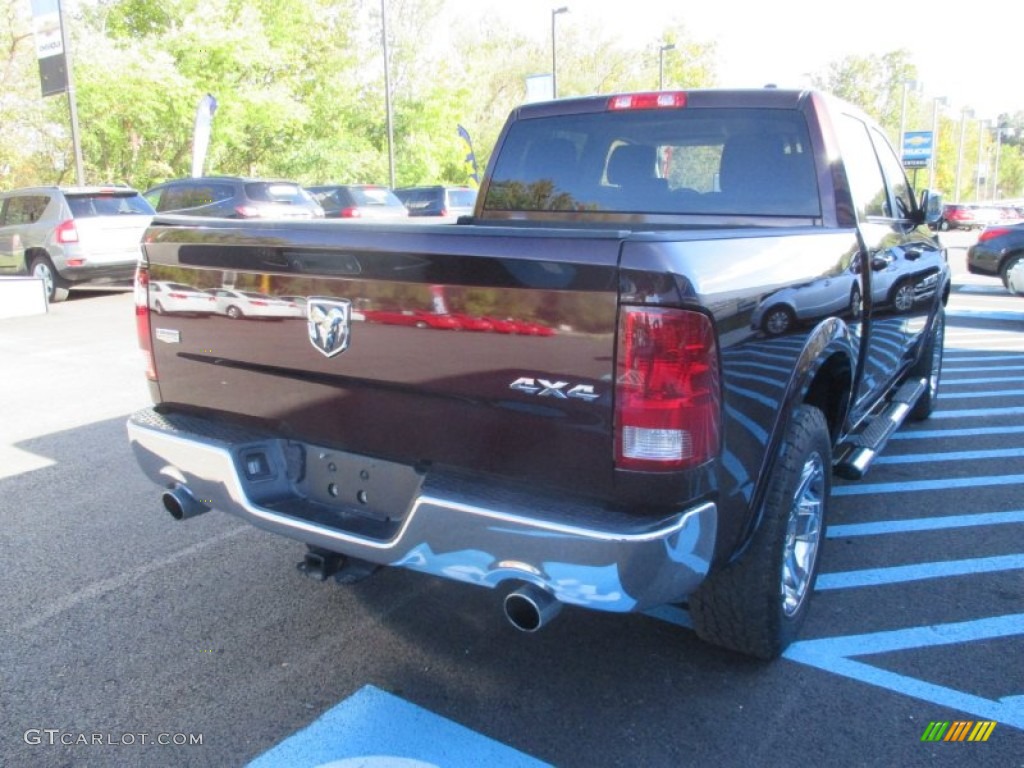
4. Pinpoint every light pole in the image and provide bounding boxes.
[897,80,918,159]
[381,0,395,188]
[659,43,675,90]
[975,119,988,202]
[954,107,974,203]
[551,6,568,99]
[928,96,946,192]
